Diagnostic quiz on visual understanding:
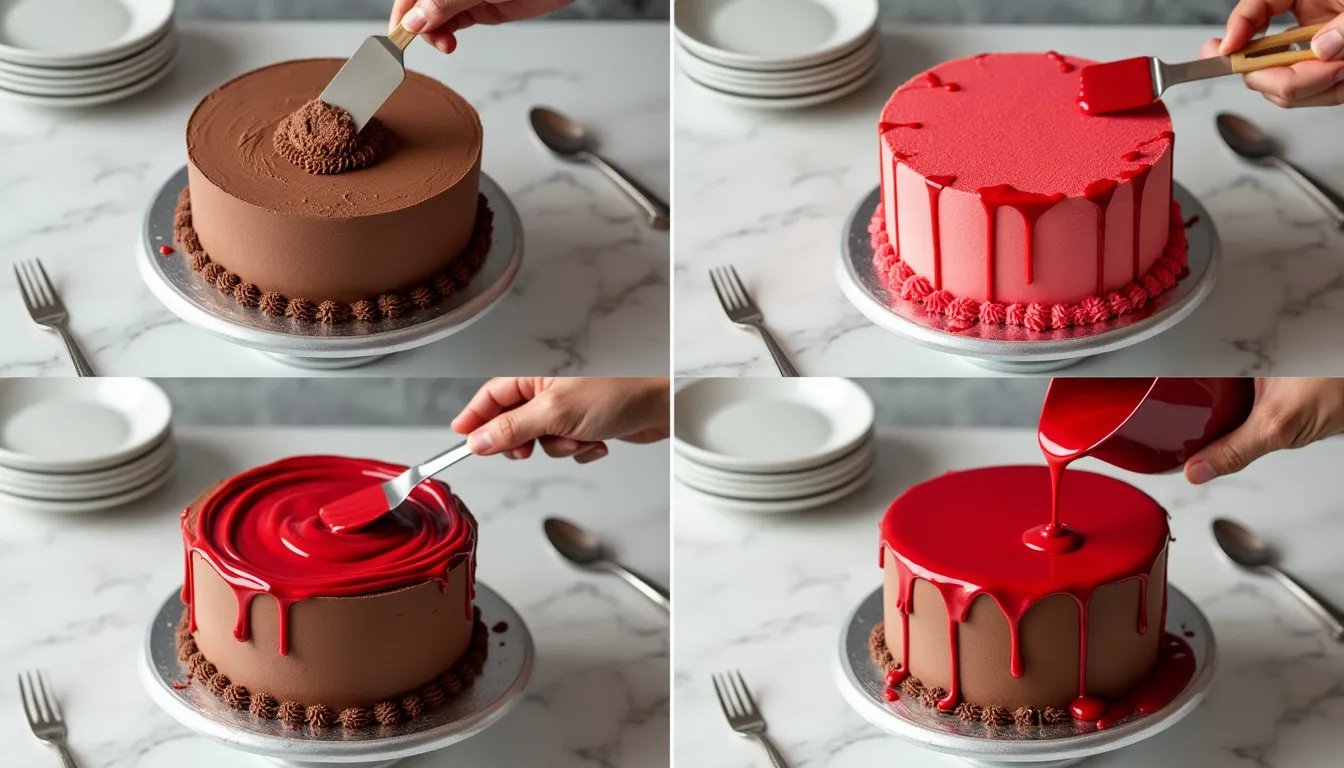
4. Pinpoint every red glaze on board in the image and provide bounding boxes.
[1096,632,1195,728]
[181,455,477,656]
[880,466,1169,718]
[1078,57,1155,115]
[1045,50,1076,73]
[159,244,175,255]
[925,175,957,288]
[1083,179,1119,296]
[976,185,1065,291]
